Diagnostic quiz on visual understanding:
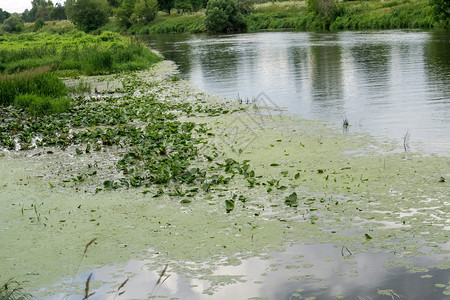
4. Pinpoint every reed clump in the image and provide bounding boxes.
[0,66,67,107]
[0,31,162,76]
[0,279,33,300]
